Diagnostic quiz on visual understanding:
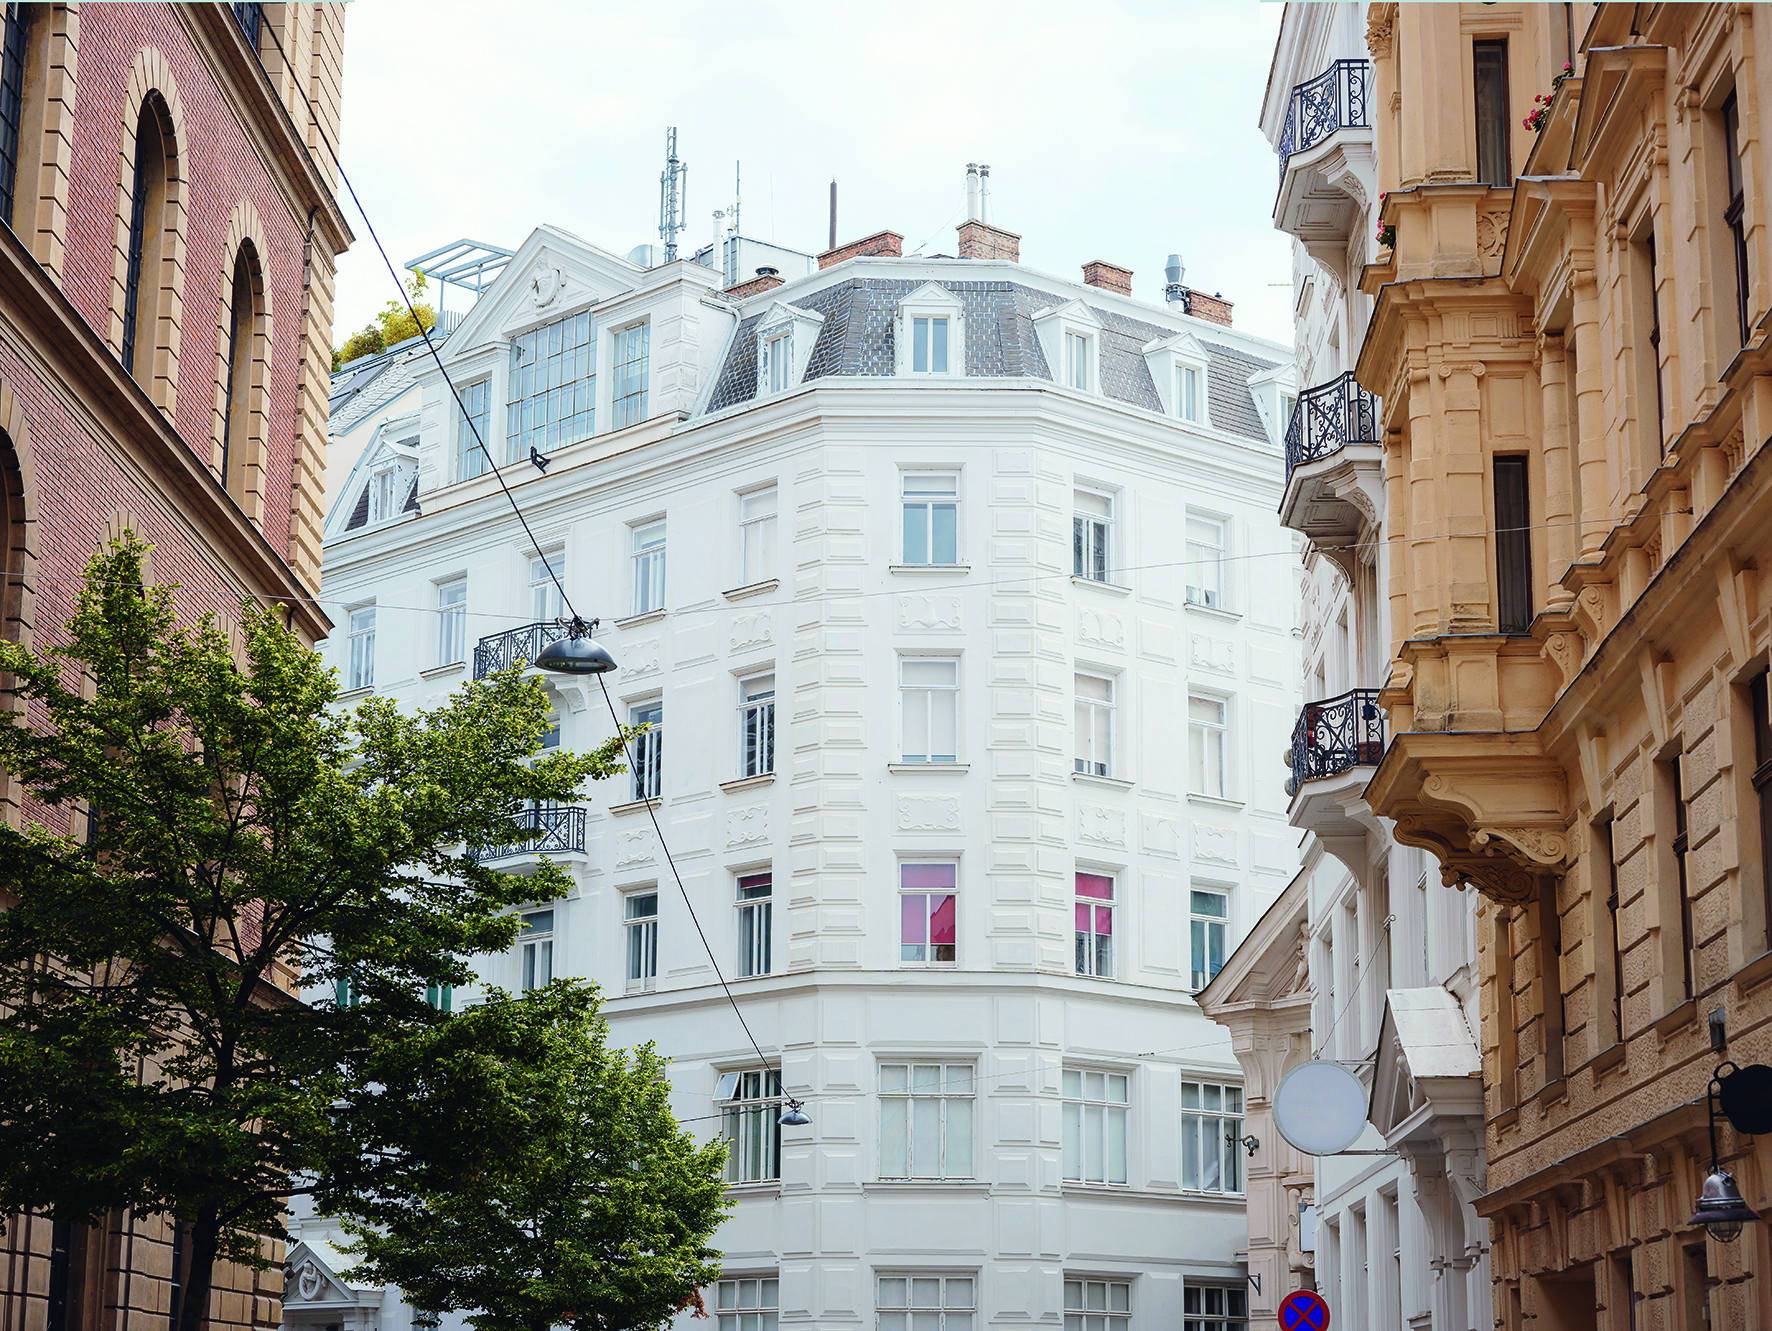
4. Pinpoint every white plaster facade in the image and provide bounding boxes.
[295,221,1304,1331]
[1257,7,1490,1331]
